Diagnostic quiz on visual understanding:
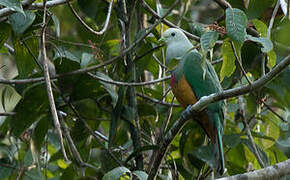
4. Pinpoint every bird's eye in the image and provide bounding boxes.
[171,32,176,37]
